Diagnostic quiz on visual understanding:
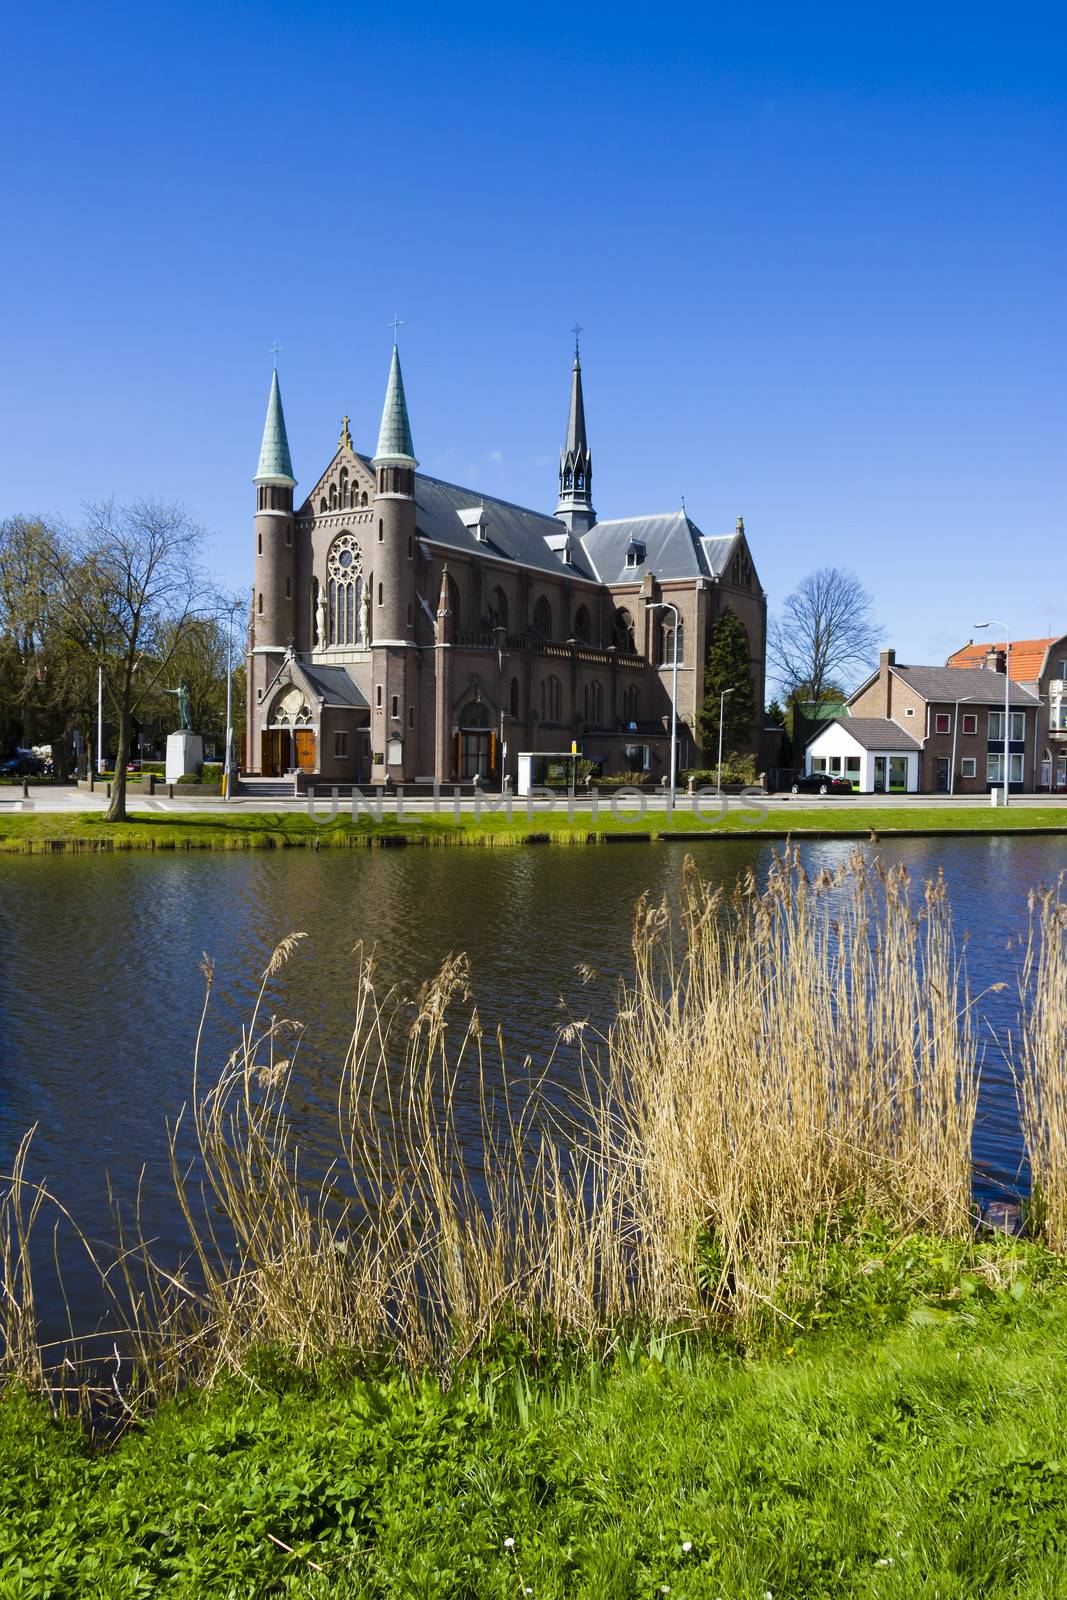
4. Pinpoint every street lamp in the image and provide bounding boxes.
[717,687,736,794]
[975,621,1011,807]
[647,601,680,811]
